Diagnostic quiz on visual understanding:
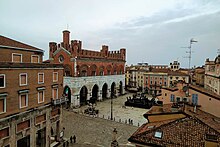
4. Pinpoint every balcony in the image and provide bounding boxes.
[51,96,68,106]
